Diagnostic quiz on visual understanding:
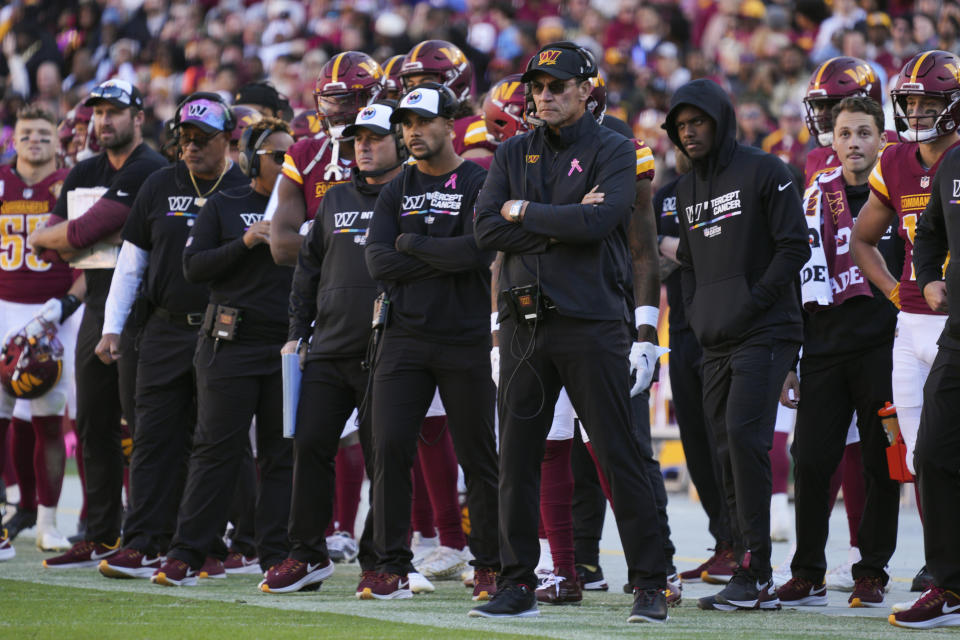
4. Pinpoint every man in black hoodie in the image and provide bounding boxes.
[662,79,810,611]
